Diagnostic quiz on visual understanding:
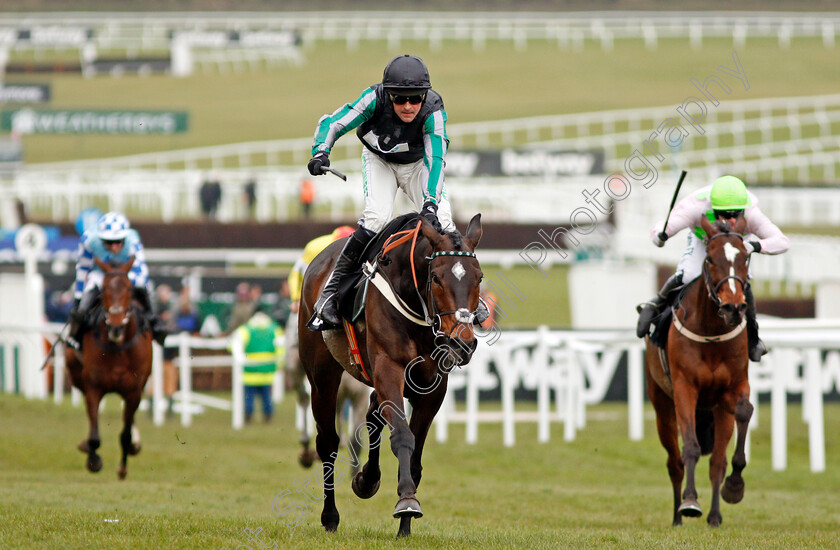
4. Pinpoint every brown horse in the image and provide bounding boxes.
[65,257,153,479]
[299,214,483,538]
[645,215,754,527]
